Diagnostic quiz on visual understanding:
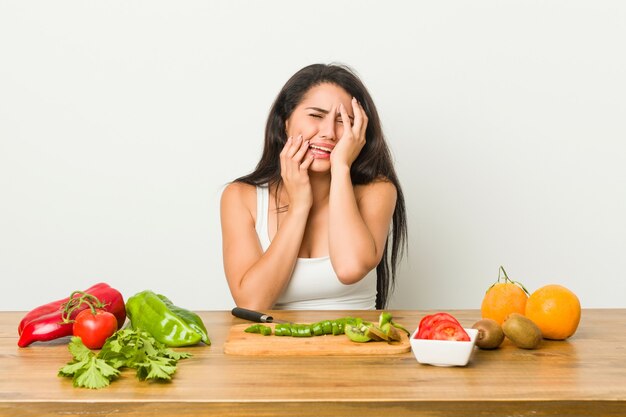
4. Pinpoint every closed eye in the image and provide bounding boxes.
[305,106,352,124]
